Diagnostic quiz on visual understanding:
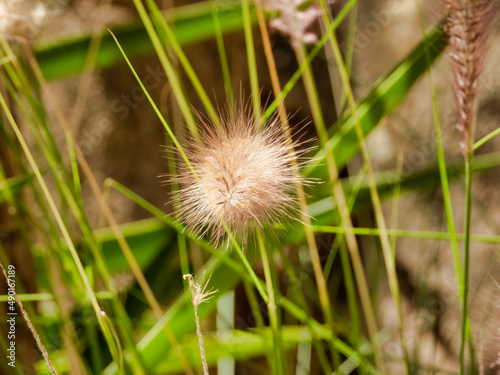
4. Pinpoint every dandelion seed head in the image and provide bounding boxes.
[175,108,310,246]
